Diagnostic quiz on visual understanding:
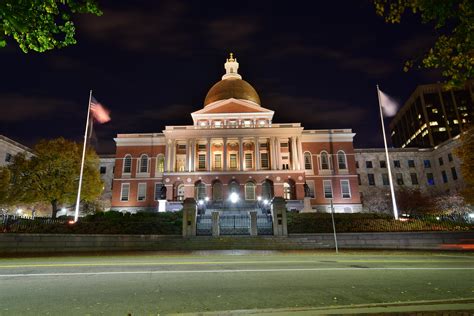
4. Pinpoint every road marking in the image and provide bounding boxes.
[0,259,473,269]
[0,267,473,278]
